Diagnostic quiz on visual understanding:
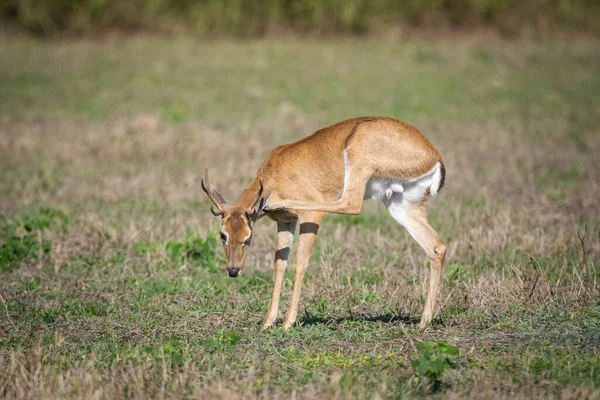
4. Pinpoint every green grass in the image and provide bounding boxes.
[0,36,599,398]
[1,37,599,137]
